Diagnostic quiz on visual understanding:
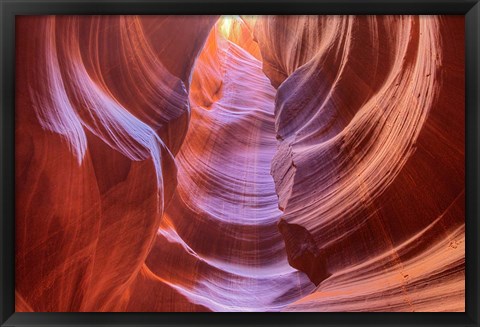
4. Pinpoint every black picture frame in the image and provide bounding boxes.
[1,0,479,326]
